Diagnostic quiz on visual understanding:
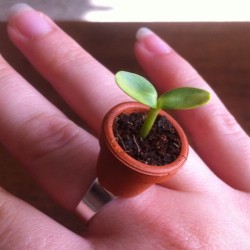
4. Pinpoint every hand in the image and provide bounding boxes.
[0,4,249,249]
